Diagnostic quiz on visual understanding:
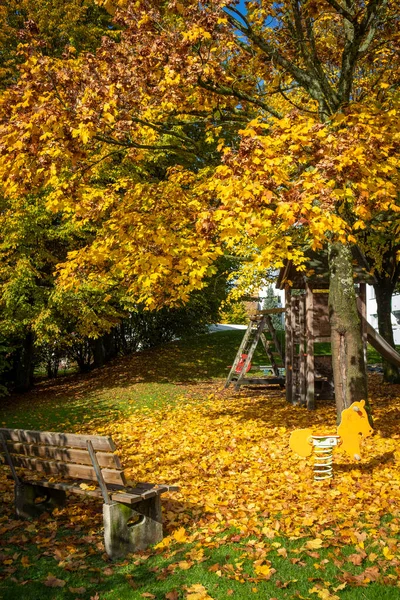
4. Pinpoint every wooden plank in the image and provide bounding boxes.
[0,454,125,485]
[305,284,315,410]
[299,295,306,406]
[236,377,284,385]
[0,433,20,484]
[359,283,368,366]
[110,491,144,504]
[6,480,179,504]
[256,308,285,315]
[17,480,176,505]
[265,315,285,362]
[110,483,176,503]
[0,428,115,452]
[0,442,121,469]
[24,479,104,499]
[260,333,280,377]
[285,286,293,404]
[312,292,330,337]
[87,440,111,504]
[290,296,298,402]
